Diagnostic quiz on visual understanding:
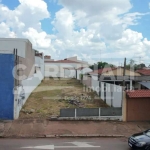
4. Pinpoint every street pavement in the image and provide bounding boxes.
[0,138,130,150]
[0,120,150,138]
